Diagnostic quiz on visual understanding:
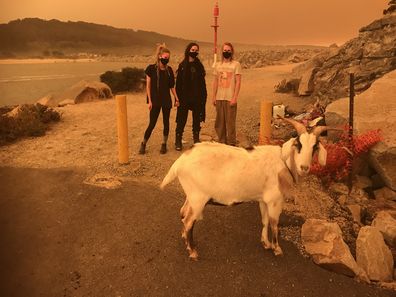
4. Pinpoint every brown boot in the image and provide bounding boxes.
[139,142,146,154]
